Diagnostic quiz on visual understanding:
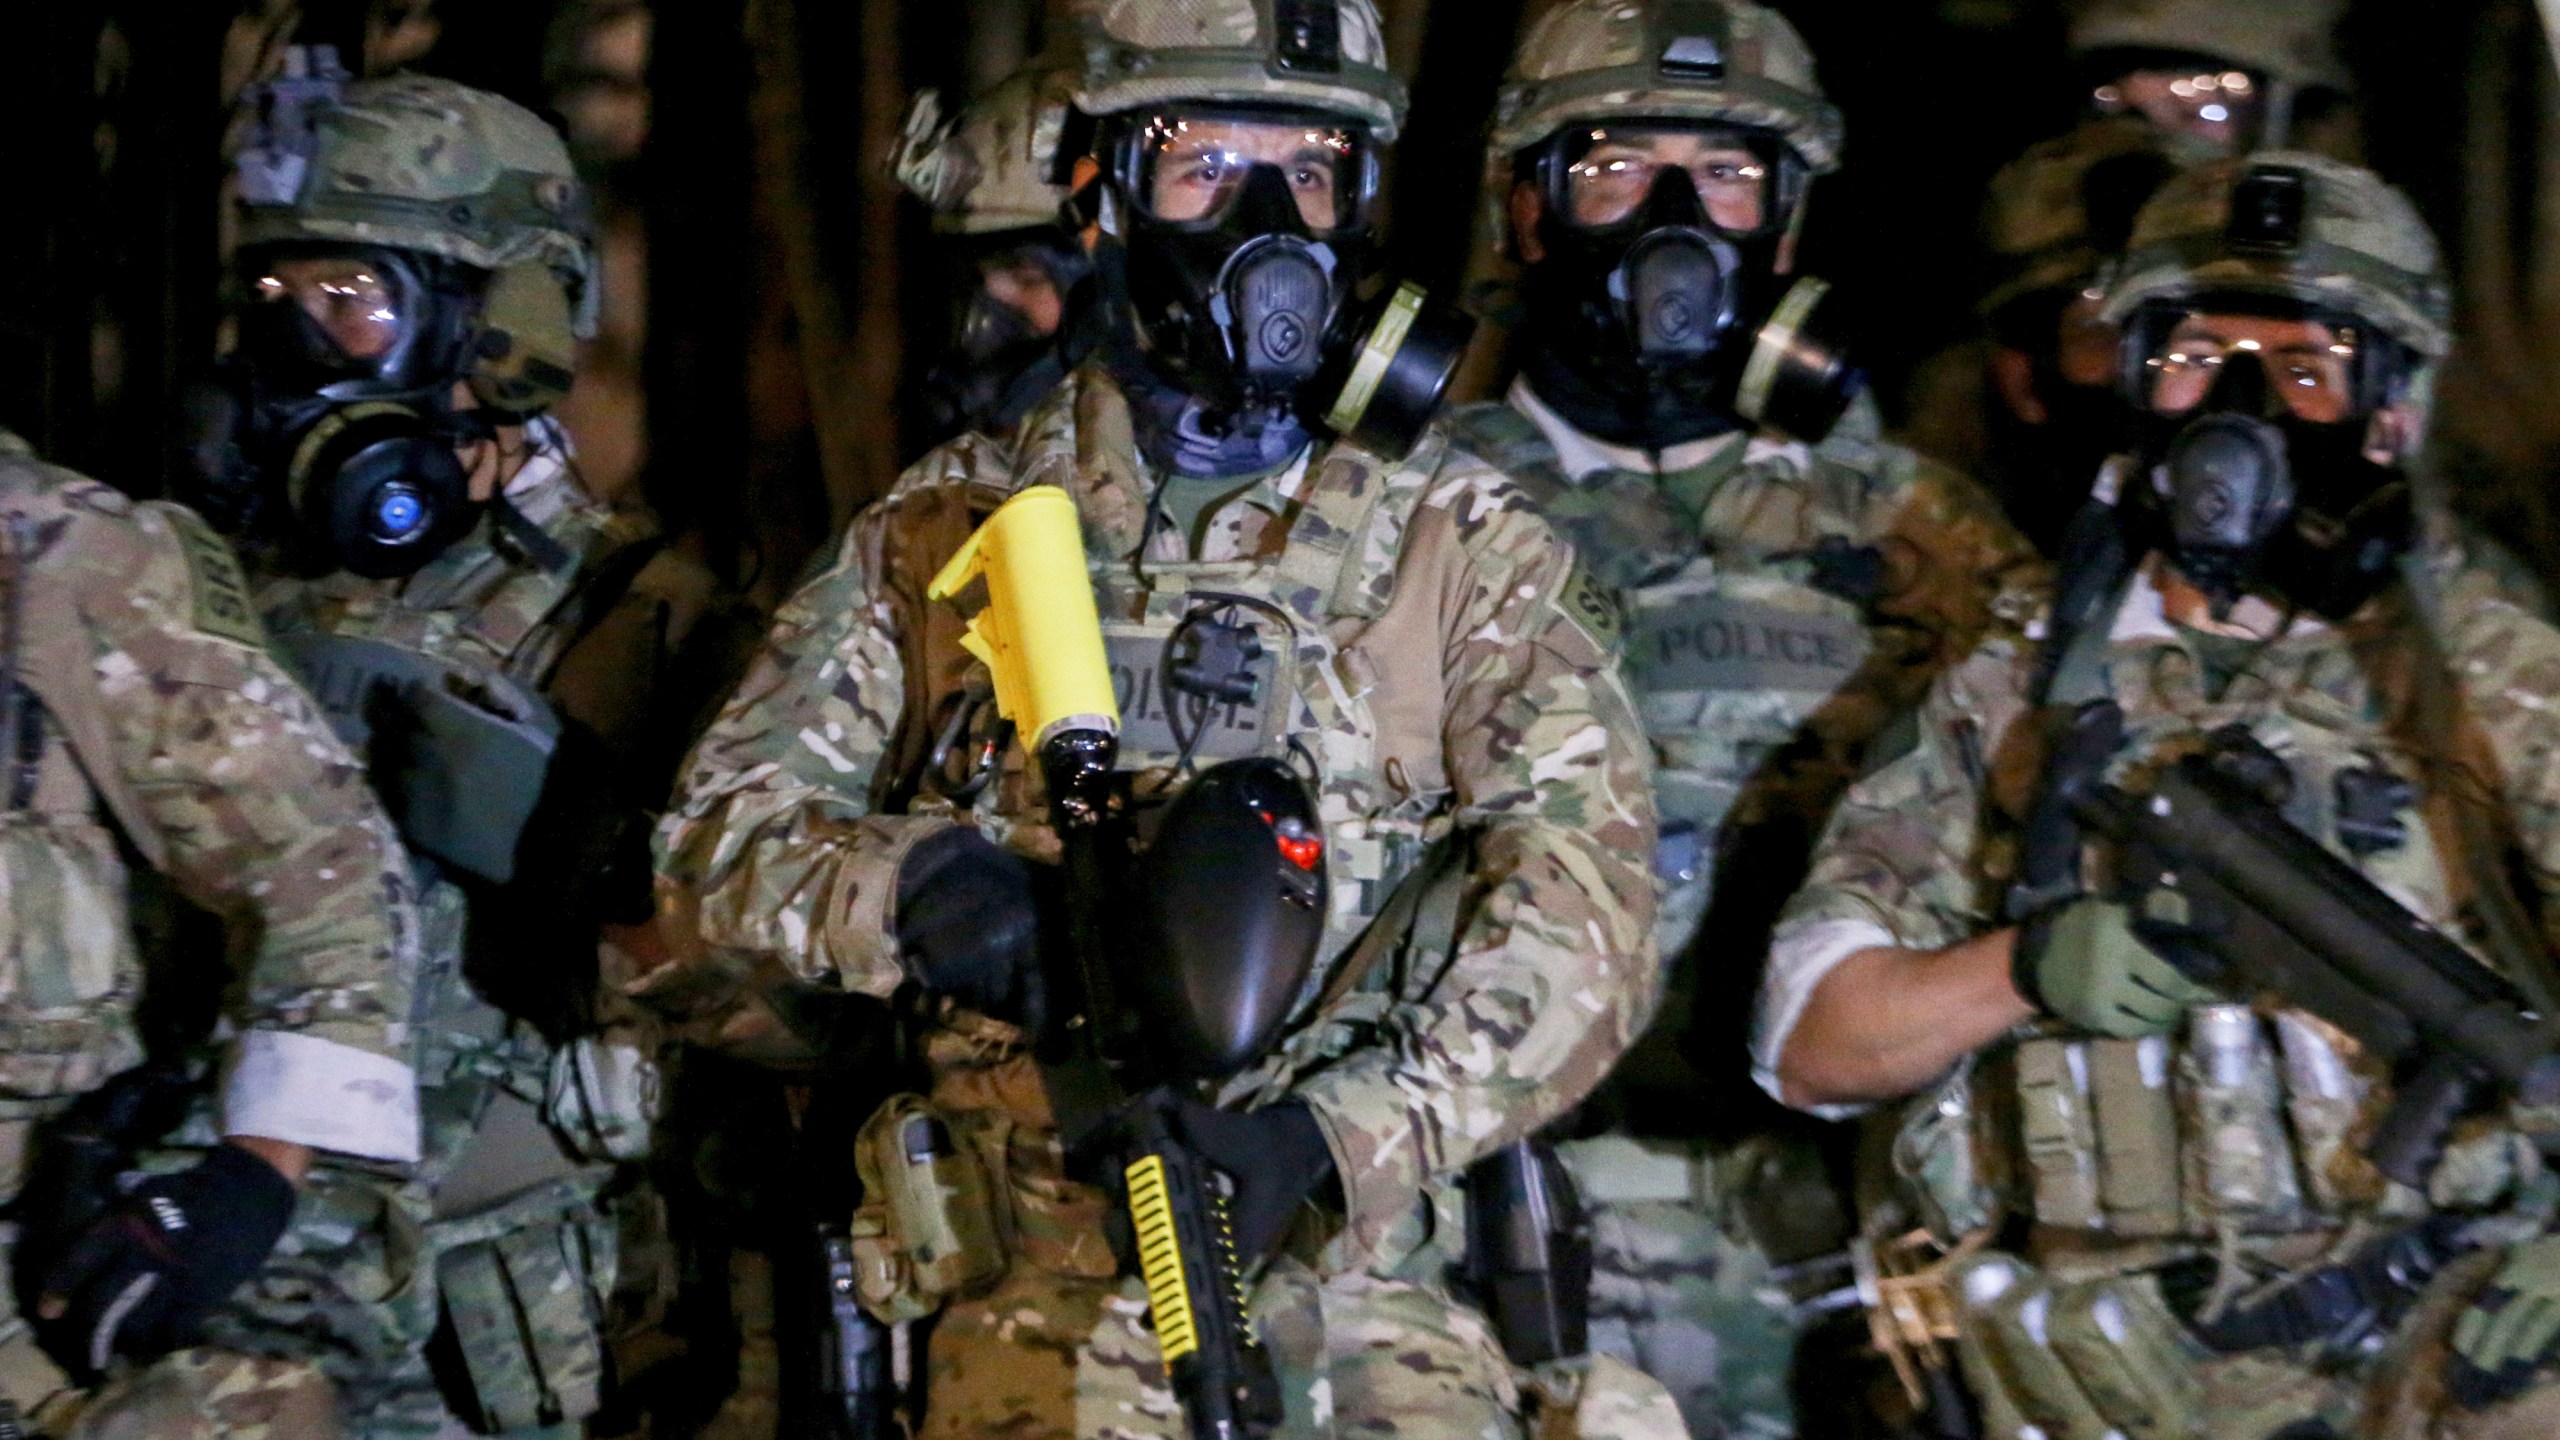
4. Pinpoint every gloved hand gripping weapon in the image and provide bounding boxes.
[2020,699,2560,1190]
[930,487,1328,1440]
